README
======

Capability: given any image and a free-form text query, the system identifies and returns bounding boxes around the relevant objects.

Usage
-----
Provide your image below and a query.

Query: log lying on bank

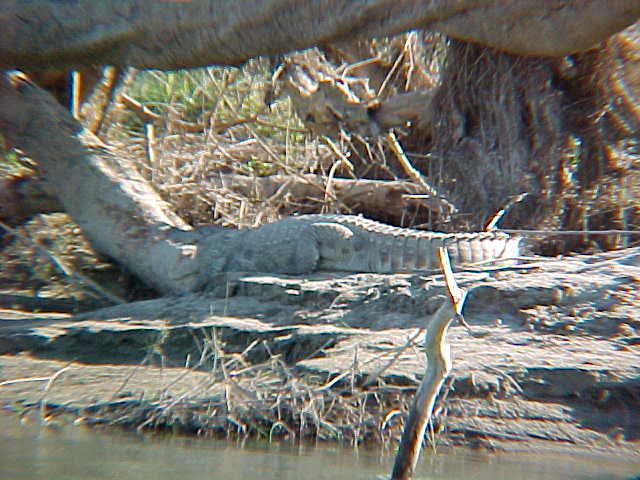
[0,73,198,294]
[0,168,440,230]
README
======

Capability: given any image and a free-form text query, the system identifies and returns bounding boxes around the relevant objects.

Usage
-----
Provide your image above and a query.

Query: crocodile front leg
[223,219,322,274]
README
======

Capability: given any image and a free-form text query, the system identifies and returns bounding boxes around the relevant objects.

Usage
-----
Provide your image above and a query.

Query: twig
[120,93,162,123]
[377,38,408,97]
[146,123,158,177]
[483,365,524,395]
[500,228,640,236]
[361,328,424,388]
[71,71,81,120]
[390,247,467,480]
[39,365,73,422]
[0,377,52,387]
[87,66,130,136]
[386,131,457,217]
[484,193,528,231]
[322,136,355,206]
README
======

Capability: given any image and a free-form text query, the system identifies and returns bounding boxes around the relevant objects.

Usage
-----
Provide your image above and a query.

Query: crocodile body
[201,214,520,275]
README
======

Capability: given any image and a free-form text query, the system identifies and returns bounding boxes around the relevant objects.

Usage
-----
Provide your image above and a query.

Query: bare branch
[391,247,467,480]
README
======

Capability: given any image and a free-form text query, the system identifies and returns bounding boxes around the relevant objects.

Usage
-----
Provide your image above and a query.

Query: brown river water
[0,415,638,480]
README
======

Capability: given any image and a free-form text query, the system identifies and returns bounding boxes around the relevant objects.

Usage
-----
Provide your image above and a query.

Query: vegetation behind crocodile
[197,214,520,277]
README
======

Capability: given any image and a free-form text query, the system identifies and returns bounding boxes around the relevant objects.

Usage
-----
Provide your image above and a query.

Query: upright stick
[390,248,467,480]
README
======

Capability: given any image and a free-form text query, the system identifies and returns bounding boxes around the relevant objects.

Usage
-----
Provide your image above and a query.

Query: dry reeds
[27,330,430,447]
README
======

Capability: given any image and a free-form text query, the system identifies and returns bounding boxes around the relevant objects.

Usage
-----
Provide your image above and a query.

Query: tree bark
[423,24,639,246]
[0,74,199,294]
[1,0,638,72]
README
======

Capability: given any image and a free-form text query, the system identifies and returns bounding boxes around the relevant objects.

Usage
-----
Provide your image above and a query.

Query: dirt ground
[0,216,640,462]
[1,216,639,460]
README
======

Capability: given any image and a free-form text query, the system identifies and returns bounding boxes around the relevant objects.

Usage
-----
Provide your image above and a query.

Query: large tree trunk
[423,24,640,252]
[0,74,199,294]
[424,41,567,230]
[2,0,638,72]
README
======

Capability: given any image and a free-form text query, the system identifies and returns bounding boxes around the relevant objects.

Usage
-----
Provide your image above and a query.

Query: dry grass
[95,60,331,228]
[17,330,427,447]
[81,34,449,230]
[0,209,163,315]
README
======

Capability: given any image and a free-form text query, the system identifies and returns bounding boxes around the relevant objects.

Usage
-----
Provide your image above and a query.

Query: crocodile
[197,214,520,276]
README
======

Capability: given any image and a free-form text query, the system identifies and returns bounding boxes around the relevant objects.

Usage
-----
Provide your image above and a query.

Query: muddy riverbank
[1,248,639,458]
